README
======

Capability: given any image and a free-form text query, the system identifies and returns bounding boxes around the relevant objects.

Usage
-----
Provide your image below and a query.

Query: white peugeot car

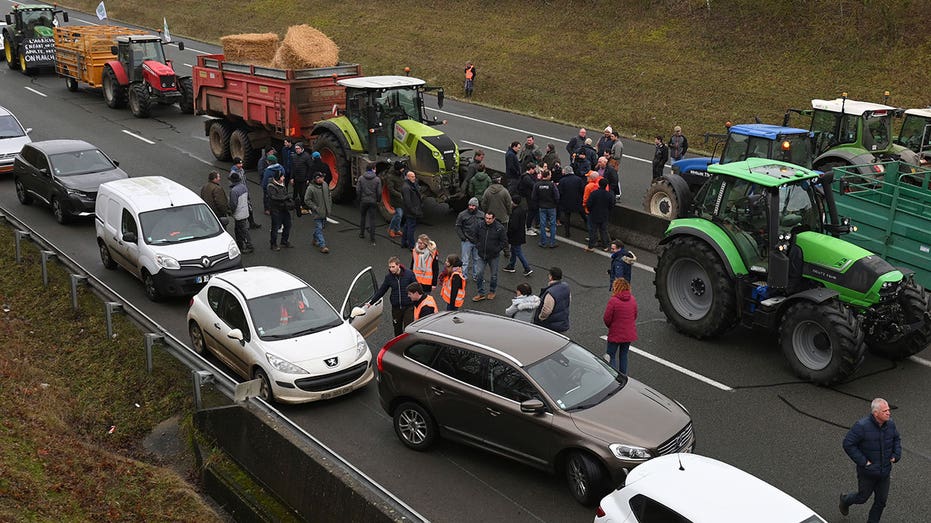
[595,453,826,523]
[186,266,384,404]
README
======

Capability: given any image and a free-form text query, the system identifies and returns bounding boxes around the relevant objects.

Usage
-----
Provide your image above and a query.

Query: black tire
[779,299,865,385]
[98,239,117,269]
[654,236,737,338]
[3,33,15,67]
[866,281,931,359]
[393,402,437,451]
[178,77,194,113]
[142,270,162,302]
[189,321,206,355]
[51,197,70,224]
[230,128,259,169]
[208,120,233,162]
[447,194,468,213]
[564,451,609,507]
[129,83,151,118]
[254,367,273,402]
[102,66,126,109]
[19,52,29,75]
[15,178,32,205]
[643,177,682,219]
[65,76,79,92]
[314,132,353,203]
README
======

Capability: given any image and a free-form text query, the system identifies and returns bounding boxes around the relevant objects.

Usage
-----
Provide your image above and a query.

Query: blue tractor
[643,123,813,219]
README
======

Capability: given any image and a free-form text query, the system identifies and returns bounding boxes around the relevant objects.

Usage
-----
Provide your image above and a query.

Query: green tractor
[894,108,931,165]
[2,4,67,74]
[310,76,460,214]
[654,158,931,385]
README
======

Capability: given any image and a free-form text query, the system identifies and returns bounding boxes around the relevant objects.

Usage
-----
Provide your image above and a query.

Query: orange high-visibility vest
[412,248,437,286]
[440,269,465,307]
[465,68,474,80]
[280,304,290,325]
[413,295,438,320]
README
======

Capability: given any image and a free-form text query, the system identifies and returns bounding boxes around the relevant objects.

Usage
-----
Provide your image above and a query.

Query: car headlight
[355,332,369,360]
[65,188,84,196]
[154,253,180,269]
[228,241,240,259]
[610,443,652,461]
[266,353,308,374]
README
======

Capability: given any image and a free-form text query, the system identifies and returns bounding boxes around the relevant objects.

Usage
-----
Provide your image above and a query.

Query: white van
[95,176,242,300]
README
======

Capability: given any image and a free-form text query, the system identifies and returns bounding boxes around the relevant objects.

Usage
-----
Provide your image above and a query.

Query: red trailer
[193,53,362,167]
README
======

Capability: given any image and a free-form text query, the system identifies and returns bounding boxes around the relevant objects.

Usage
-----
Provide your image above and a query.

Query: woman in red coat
[603,278,637,374]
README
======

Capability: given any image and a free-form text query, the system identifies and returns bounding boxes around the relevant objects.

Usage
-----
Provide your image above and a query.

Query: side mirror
[349,306,366,318]
[437,90,444,109]
[62,12,69,22]
[5,15,12,25]
[227,328,244,345]
[111,45,118,56]
[112,160,120,167]
[520,399,545,414]
[218,216,230,227]
[121,232,137,243]
[25,128,32,134]
[177,41,184,51]
[39,168,50,177]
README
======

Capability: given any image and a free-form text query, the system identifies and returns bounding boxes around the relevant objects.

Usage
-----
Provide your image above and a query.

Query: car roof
[25,139,99,154]
[405,310,569,366]
[728,124,810,139]
[338,76,426,89]
[707,158,820,187]
[622,454,822,523]
[811,98,896,116]
[904,108,931,119]
[215,266,308,298]
[100,176,203,209]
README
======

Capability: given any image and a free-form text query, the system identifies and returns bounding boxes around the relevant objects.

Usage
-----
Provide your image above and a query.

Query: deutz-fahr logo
[809,266,839,282]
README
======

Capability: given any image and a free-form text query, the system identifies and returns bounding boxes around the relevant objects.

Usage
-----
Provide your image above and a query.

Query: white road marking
[326,217,339,224]
[185,46,210,55]
[182,63,193,68]
[24,87,47,97]
[461,140,505,154]
[599,336,734,391]
[557,236,654,273]
[122,130,155,144]
[909,355,931,369]
[74,17,99,26]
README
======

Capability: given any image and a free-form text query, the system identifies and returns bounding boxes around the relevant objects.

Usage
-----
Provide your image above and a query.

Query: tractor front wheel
[5,35,19,70]
[643,177,683,219]
[315,132,352,203]
[654,236,737,338]
[103,66,127,109]
[129,83,151,118]
[178,77,194,113]
[65,76,79,92]
[866,281,931,359]
[779,299,865,385]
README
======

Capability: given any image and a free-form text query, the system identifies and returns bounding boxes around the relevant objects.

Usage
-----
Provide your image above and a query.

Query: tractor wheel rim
[792,320,832,371]
[667,257,712,320]
[5,44,12,63]
[319,148,339,190]
[381,185,395,214]
[650,193,671,216]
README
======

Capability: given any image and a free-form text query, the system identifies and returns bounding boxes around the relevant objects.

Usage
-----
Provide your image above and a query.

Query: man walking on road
[401,170,424,249]
[471,211,508,302]
[455,197,483,279]
[840,398,901,522]
[305,172,332,254]
[532,168,560,248]
[369,257,417,336]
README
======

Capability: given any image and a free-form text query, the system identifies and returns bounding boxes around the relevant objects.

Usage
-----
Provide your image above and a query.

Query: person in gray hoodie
[357,165,382,245]
[506,283,541,322]
[228,171,254,253]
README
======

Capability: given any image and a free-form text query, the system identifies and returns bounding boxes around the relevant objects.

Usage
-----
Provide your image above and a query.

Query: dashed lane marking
[24,87,47,97]
[122,130,155,144]
[461,140,504,154]
[599,336,734,391]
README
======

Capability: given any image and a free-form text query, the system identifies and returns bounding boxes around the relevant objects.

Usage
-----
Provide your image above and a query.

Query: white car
[595,453,826,523]
[0,105,31,173]
[186,266,384,404]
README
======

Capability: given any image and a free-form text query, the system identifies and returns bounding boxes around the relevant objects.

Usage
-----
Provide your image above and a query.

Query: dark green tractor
[3,4,67,74]
[654,158,930,385]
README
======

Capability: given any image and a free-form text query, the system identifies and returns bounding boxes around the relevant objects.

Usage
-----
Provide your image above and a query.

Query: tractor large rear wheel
[18,52,30,74]
[178,77,194,113]
[866,281,931,359]
[779,299,865,385]
[315,132,352,203]
[230,129,259,169]
[208,120,233,162]
[654,236,737,338]
[643,177,684,219]
[102,66,126,109]
[129,83,152,118]
[5,35,19,70]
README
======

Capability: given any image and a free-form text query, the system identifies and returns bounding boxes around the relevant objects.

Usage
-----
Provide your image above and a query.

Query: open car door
[340,266,382,338]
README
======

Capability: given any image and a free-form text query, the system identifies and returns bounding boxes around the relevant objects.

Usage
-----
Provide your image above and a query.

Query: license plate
[320,385,353,400]
[195,274,212,284]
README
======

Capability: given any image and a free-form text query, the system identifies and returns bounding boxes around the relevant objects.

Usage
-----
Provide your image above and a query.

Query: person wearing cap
[228,170,254,254]
[262,154,286,215]
[668,125,689,162]
[230,157,261,229]
[455,196,484,278]
[310,149,332,185]
[357,163,381,245]
[257,147,277,177]
[597,126,614,158]
[291,143,312,217]
[304,171,333,253]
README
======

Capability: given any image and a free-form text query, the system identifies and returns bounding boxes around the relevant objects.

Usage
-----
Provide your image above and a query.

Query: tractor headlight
[610,444,652,461]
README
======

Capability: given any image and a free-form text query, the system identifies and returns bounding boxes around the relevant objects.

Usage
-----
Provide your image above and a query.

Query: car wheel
[142,270,162,302]
[565,451,608,507]
[65,76,79,92]
[189,321,206,355]
[15,178,32,205]
[98,240,117,269]
[254,367,273,402]
[393,401,437,451]
[52,197,70,224]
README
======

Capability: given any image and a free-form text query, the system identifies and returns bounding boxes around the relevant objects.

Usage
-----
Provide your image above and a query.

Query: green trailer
[832,162,931,289]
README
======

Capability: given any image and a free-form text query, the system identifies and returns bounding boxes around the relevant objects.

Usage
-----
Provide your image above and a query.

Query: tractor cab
[111,35,170,82]
[5,5,64,37]
[807,98,899,157]
[719,124,813,167]
[894,108,931,163]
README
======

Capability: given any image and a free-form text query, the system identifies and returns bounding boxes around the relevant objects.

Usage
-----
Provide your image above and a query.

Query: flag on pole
[162,17,171,43]
[95,1,107,21]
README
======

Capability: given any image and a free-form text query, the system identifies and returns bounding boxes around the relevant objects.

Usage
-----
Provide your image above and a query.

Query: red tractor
[101,34,192,118]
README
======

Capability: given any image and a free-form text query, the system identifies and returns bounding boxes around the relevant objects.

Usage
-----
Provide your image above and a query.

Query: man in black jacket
[532,169,560,248]
[503,196,532,276]
[368,256,417,336]
[652,135,669,179]
[505,141,521,194]
[840,398,901,521]
[585,179,614,251]
[471,211,507,302]
[290,143,312,217]
[400,171,423,249]
[455,197,484,279]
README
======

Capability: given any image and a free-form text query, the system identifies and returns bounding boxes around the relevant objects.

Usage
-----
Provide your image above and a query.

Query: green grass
[0,225,221,522]
[57,0,931,148]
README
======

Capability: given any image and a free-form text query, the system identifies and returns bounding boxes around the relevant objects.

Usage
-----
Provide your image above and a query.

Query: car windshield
[0,116,26,139]
[248,286,343,340]
[139,204,223,245]
[48,149,115,176]
[525,342,625,411]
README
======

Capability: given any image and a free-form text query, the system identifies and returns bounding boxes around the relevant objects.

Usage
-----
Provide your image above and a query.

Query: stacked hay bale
[220,25,339,70]
[219,33,279,67]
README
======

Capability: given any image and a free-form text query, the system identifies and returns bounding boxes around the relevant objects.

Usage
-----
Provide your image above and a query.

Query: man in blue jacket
[840,398,901,522]
[368,256,417,336]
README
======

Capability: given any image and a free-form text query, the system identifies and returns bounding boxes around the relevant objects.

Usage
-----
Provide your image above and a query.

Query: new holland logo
[324,357,339,368]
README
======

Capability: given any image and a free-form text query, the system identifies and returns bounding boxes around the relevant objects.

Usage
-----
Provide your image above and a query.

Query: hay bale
[220,33,279,66]
[271,24,339,70]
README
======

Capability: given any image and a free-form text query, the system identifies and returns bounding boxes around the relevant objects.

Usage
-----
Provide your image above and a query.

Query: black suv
[14,139,127,224]
[376,310,694,506]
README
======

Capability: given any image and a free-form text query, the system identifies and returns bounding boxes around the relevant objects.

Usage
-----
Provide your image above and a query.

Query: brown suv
[376,310,694,506]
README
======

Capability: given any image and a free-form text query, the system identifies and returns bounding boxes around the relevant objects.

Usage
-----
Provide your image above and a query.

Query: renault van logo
[201,257,211,269]
[324,357,339,368]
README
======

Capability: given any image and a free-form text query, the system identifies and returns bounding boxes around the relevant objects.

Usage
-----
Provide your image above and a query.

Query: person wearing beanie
[228,169,254,253]
[597,126,614,157]
[262,154,286,215]
[230,157,261,229]
[257,147,277,176]
[309,149,333,185]
[290,143,312,217]
[455,196,484,279]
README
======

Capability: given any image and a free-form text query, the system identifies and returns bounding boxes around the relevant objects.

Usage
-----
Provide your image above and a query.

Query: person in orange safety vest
[439,254,466,311]
[411,234,439,293]
[408,283,437,320]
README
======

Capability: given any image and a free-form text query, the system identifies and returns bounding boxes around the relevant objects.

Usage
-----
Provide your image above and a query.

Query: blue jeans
[843,472,890,523]
[538,208,557,246]
[606,342,630,374]
[473,255,499,295]
[460,241,476,278]
[389,207,403,232]
[313,218,327,248]
[402,215,417,248]
[506,244,530,272]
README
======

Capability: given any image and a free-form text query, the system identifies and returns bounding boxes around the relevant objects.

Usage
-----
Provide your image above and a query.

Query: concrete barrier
[607,204,669,253]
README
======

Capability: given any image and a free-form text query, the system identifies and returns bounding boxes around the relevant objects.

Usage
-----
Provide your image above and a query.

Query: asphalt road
[1,8,929,522]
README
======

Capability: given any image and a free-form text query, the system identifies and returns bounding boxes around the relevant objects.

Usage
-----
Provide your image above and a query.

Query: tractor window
[839,115,858,145]
[896,116,931,153]
[863,114,891,151]
[20,10,51,26]
[746,137,772,159]
[131,41,165,64]
[772,134,814,168]
[777,181,822,236]
[721,133,749,163]
[693,175,726,218]
[376,89,417,123]
[811,110,840,153]
[718,179,769,270]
